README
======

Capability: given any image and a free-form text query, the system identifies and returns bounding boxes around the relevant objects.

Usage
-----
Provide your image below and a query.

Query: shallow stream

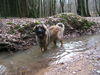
[0,34,100,75]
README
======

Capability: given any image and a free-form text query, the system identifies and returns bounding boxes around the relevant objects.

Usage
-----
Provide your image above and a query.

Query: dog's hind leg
[58,37,63,47]
[60,39,63,47]
[53,40,57,46]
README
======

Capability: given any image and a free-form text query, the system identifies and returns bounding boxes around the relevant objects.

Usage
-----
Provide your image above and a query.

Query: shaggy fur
[33,24,49,52]
[48,23,65,47]
[33,23,65,52]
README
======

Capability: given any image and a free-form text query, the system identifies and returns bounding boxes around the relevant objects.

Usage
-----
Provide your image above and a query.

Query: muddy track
[0,17,100,75]
[34,34,100,75]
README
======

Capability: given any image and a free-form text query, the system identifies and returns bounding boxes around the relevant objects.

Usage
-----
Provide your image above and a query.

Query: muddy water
[0,34,100,75]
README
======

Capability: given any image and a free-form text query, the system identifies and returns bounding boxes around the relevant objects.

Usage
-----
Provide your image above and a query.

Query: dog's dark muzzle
[36,29,44,34]
[36,30,45,38]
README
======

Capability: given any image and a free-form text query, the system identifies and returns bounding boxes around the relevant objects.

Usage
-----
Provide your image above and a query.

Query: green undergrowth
[7,13,95,35]
[56,13,95,30]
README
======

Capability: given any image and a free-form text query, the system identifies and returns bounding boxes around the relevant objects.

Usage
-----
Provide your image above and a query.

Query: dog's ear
[42,24,47,29]
[46,24,50,28]
[33,25,37,32]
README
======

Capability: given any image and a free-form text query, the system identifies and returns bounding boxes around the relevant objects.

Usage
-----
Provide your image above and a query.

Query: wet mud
[0,34,100,75]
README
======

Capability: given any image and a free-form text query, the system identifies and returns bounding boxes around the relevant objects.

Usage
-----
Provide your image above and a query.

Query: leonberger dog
[33,23,65,52]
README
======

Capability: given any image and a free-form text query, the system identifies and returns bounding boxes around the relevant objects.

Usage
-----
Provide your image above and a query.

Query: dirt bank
[0,13,100,51]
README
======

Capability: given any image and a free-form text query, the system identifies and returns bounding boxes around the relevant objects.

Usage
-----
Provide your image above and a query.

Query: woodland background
[0,0,100,18]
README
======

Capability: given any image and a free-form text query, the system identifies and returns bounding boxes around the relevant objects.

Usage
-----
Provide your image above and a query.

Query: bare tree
[0,0,99,17]
[94,0,100,16]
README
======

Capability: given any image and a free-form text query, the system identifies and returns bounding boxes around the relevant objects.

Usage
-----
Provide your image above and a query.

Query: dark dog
[33,24,50,52]
[33,23,65,52]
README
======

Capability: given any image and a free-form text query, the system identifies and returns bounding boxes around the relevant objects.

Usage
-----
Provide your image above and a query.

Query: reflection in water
[0,65,6,75]
[0,34,100,75]
[52,41,87,64]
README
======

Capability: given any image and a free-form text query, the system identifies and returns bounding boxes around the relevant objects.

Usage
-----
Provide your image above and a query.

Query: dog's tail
[56,23,65,31]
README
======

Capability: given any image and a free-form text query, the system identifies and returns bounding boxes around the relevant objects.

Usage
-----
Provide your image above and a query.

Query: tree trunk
[60,0,65,13]
[77,0,87,16]
[95,0,100,16]
[85,0,91,16]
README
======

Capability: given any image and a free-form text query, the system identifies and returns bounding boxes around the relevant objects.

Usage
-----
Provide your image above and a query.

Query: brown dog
[49,23,65,47]
[33,23,65,52]
[33,24,50,52]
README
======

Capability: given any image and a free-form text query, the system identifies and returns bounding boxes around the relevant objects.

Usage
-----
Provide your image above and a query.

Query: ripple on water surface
[0,34,100,74]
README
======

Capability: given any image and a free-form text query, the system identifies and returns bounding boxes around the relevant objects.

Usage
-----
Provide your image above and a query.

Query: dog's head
[33,24,47,39]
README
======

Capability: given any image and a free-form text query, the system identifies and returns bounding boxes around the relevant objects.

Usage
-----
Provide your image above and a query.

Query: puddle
[0,34,100,75]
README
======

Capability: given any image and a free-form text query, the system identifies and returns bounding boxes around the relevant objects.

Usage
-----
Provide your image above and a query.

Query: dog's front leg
[41,47,44,52]
[42,45,47,52]
[40,47,47,52]
[44,46,47,51]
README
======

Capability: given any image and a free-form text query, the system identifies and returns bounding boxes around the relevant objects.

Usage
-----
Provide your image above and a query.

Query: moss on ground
[10,13,95,35]
[56,13,95,30]
[0,13,98,51]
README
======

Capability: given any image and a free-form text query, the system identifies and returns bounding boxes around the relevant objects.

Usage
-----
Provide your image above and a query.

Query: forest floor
[0,17,100,75]
[0,16,100,51]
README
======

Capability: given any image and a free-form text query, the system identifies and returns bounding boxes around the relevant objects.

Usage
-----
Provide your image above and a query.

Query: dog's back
[49,23,65,36]
[48,23,65,46]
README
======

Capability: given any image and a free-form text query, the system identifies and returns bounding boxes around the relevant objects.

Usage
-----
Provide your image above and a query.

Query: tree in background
[60,0,65,13]
[0,0,99,17]
[85,0,91,16]
[77,0,90,16]
[94,0,100,16]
